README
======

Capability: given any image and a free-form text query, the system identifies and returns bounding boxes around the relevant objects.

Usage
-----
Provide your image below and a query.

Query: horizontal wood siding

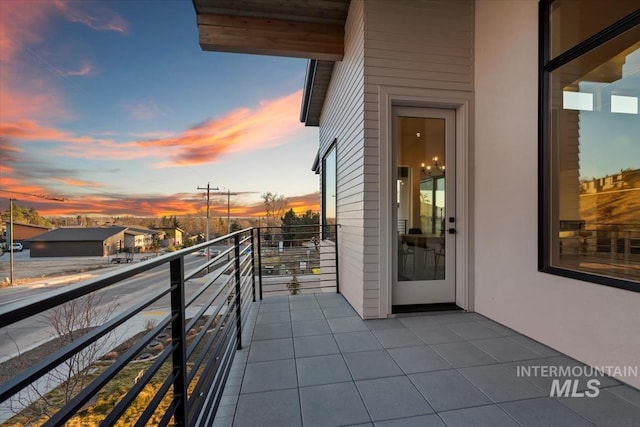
[318,0,366,315]
[317,0,473,317]
[361,0,474,317]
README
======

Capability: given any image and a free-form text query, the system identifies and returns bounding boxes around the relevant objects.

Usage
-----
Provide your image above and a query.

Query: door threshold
[392,302,461,314]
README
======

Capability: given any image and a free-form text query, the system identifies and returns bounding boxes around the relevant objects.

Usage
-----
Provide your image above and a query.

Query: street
[0,246,232,363]
[0,246,234,423]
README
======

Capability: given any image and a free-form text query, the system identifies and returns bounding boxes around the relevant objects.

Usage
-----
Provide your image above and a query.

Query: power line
[0,189,68,202]
[196,183,219,241]
[211,189,239,234]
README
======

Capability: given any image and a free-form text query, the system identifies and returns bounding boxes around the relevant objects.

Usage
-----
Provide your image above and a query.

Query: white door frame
[379,86,473,317]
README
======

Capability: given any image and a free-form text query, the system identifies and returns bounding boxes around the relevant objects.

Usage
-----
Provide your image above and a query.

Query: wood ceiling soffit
[198,14,344,60]
[193,0,350,25]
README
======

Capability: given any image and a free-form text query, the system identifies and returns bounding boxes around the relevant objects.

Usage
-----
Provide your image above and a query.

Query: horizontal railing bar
[185,270,234,313]
[186,293,234,366]
[0,286,172,401]
[187,310,233,386]
[184,279,231,332]
[188,320,236,415]
[185,284,235,350]
[157,389,177,427]
[261,279,337,284]
[132,371,177,427]
[0,231,251,327]
[44,313,178,426]
[191,330,237,426]
[2,225,338,424]
[100,342,174,426]
[192,333,237,427]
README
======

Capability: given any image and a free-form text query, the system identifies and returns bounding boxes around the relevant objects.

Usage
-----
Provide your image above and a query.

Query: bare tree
[262,192,288,227]
[6,292,119,422]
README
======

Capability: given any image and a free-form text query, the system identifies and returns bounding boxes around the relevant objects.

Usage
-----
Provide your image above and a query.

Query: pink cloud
[138,91,306,168]
[1,120,105,144]
[53,0,129,34]
[59,62,93,77]
[0,1,124,123]
[123,101,167,121]
[51,177,103,188]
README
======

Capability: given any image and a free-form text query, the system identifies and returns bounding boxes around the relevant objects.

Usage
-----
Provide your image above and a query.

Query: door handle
[447,228,457,234]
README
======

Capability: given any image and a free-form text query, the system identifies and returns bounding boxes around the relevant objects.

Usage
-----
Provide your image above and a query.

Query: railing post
[257,227,263,300]
[251,229,256,302]
[234,234,242,350]
[170,257,188,426]
[334,224,340,294]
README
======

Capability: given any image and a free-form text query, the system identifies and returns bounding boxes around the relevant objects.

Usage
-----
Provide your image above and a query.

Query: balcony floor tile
[293,334,340,357]
[438,404,521,427]
[499,397,596,427]
[387,345,451,374]
[241,359,297,394]
[297,354,352,387]
[299,382,371,427]
[343,349,404,380]
[247,337,294,362]
[409,369,492,412]
[210,293,638,427]
[234,388,302,427]
[355,375,434,421]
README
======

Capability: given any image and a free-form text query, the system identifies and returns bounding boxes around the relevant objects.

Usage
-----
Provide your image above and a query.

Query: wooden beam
[197,14,344,61]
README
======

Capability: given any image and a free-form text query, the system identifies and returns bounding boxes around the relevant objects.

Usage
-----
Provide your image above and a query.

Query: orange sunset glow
[0,1,320,219]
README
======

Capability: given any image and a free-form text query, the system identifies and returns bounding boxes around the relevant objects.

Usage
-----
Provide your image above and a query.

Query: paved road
[0,247,236,423]
[0,246,233,362]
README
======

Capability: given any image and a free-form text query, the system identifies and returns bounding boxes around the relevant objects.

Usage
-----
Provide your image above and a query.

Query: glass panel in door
[393,107,455,305]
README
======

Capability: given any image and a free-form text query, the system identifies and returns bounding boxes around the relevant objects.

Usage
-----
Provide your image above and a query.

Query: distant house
[122,226,161,252]
[4,222,51,249]
[28,227,127,257]
[153,227,184,247]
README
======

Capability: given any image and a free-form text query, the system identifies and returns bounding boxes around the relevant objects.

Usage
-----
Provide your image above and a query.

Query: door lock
[448,228,457,234]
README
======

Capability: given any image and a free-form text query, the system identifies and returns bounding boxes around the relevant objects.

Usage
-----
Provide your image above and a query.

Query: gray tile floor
[212,293,640,427]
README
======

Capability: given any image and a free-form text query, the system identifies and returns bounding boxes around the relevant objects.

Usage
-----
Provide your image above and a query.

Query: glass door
[393,107,456,305]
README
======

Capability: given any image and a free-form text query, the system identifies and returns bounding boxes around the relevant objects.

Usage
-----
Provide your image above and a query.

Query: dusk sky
[0,0,320,218]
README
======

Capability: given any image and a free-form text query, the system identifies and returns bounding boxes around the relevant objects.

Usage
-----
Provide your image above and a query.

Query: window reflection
[550,29,640,281]
[322,145,336,241]
[550,0,639,58]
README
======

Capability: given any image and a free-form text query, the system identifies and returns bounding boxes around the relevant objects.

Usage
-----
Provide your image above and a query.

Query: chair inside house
[398,228,421,277]
[433,240,445,279]
[408,228,437,270]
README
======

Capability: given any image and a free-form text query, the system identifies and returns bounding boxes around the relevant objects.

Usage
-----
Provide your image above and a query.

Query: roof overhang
[193,0,348,61]
[300,59,335,126]
[193,1,349,127]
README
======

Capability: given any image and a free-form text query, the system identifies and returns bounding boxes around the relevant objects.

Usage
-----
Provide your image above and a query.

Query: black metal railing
[0,224,339,426]
[255,224,339,297]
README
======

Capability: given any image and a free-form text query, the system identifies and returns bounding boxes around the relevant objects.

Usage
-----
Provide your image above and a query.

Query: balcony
[217,294,640,427]
[1,226,639,426]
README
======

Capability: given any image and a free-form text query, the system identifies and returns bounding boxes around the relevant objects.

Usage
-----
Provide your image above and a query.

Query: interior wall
[474,0,640,388]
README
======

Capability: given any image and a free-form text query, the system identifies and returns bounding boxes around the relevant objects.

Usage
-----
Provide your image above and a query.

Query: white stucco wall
[474,0,640,388]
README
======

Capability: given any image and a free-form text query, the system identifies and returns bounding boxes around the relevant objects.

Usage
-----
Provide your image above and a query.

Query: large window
[322,143,337,241]
[540,1,640,291]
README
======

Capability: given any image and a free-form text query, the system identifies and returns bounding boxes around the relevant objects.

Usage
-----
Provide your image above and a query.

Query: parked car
[196,248,220,257]
[11,242,23,252]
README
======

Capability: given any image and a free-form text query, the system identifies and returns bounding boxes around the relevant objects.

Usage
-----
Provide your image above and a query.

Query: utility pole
[197,183,219,241]
[212,189,239,234]
[9,199,14,286]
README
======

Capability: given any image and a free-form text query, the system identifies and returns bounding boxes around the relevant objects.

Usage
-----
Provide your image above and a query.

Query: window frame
[538,1,640,292]
[322,140,337,241]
